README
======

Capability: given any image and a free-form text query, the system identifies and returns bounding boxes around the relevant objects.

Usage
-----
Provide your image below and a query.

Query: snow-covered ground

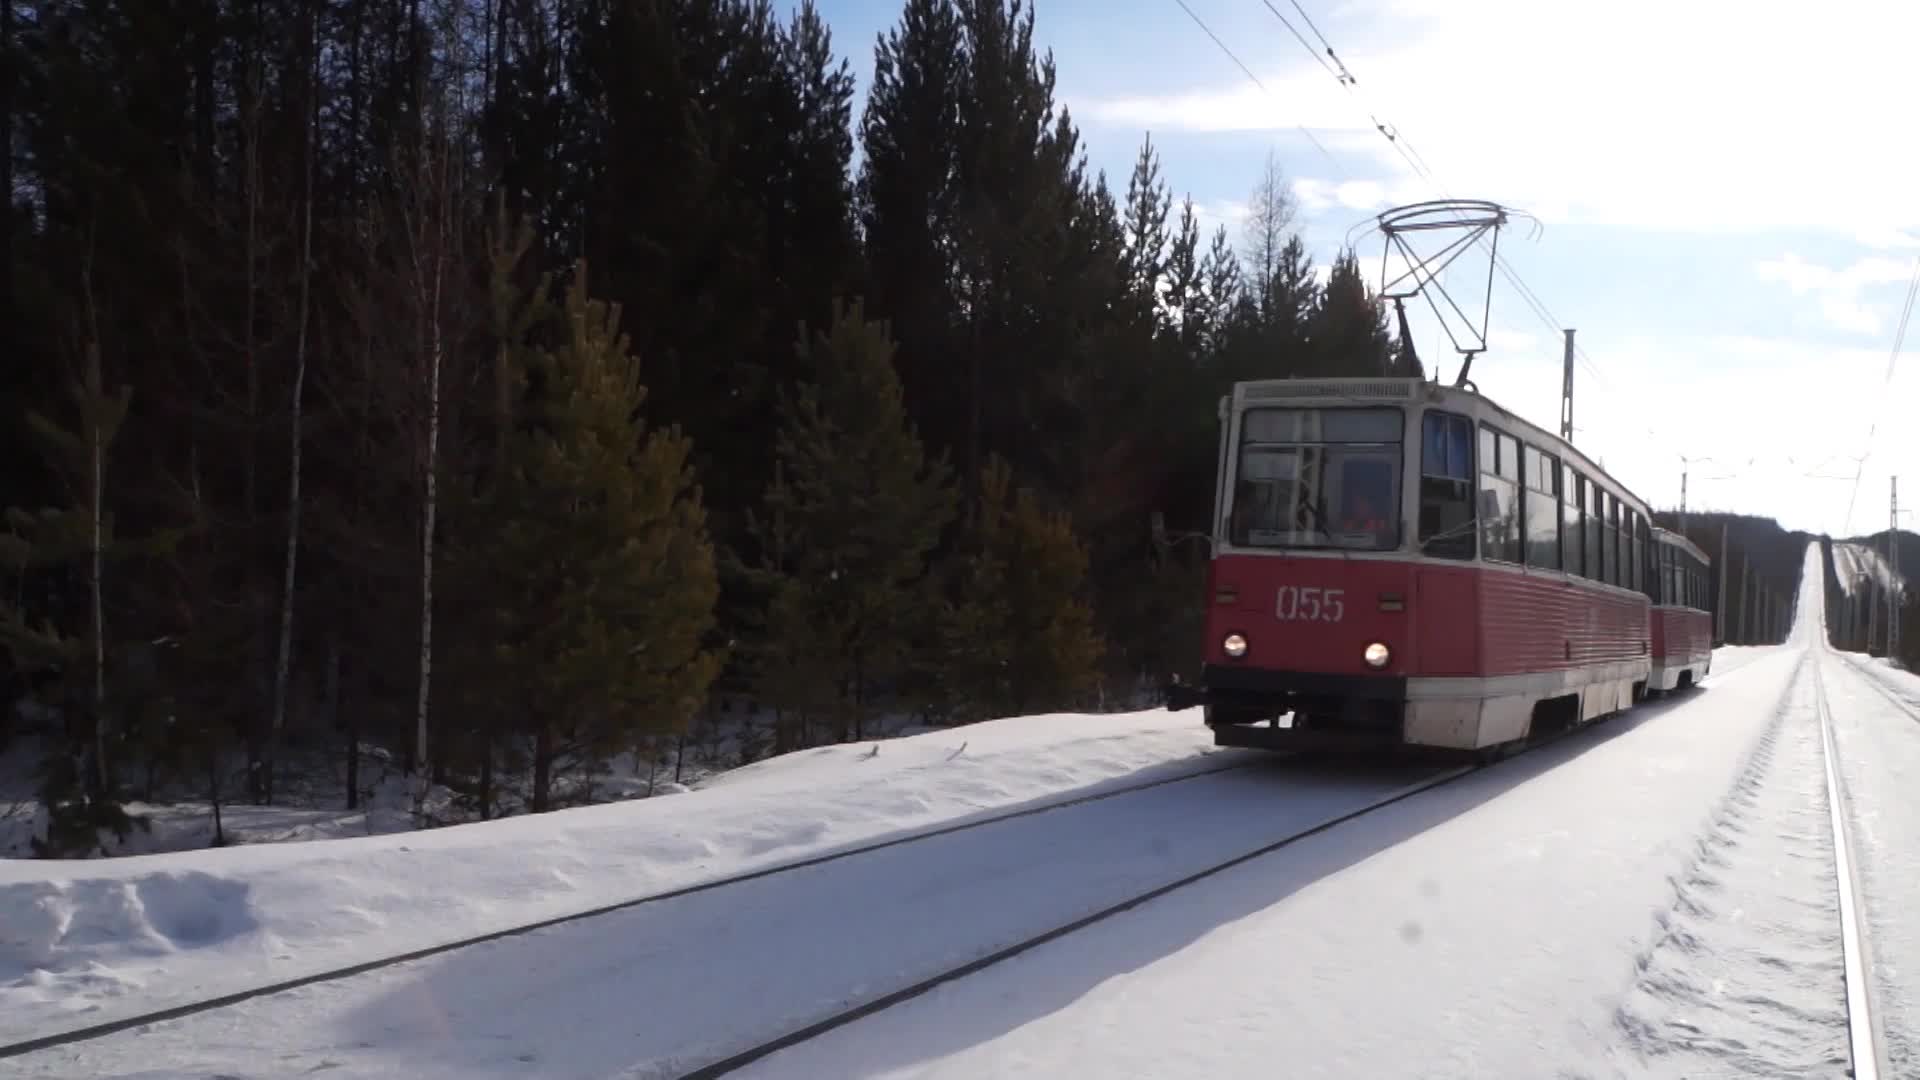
[1,710,1247,1047]
[14,544,1914,1079]
[1822,646,1920,1074]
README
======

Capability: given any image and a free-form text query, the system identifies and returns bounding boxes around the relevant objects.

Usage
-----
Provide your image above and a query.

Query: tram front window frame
[1227,406,1405,552]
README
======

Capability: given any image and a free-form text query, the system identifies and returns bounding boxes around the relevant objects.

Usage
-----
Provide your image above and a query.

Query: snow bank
[0,707,1229,1043]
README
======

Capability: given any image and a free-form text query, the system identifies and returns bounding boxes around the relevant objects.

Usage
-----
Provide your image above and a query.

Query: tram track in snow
[1830,650,1920,725]
[0,751,1267,1062]
[1814,655,1892,1080]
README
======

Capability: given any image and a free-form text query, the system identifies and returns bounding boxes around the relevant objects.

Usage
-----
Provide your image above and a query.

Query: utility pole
[1680,466,1688,534]
[1892,477,1901,659]
[1716,524,1729,644]
[1560,329,1576,443]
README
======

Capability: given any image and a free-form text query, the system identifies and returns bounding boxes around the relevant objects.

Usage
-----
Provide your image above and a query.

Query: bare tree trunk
[477,739,493,819]
[531,725,552,812]
[208,745,225,847]
[326,639,350,809]
[79,235,110,794]
[410,20,455,818]
[241,57,267,803]
[270,7,320,806]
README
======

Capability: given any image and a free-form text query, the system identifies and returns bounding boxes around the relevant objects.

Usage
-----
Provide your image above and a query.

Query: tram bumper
[1176,664,1413,750]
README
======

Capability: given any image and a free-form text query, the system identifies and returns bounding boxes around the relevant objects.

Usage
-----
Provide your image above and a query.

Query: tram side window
[1523,445,1560,569]
[1633,513,1647,595]
[1612,499,1628,584]
[1627,512,1641,594]
[1669,550,1683,607]
[1418,411,1476,560]
[1562,466,1585,578]
[1585,480,1605,584]
[1478,425,1523,563]
[1589,488,1605,584]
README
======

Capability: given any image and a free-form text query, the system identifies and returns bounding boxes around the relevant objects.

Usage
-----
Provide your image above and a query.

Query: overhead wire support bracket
[1358,199,1520,391]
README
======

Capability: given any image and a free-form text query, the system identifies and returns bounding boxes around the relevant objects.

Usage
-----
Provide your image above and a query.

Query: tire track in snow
[1581,656,1850,1079]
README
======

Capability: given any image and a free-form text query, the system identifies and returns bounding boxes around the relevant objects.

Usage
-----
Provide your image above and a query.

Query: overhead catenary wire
[1170,0,1342,170]
[1242,0,1687,459]
[1171,0,1656,459]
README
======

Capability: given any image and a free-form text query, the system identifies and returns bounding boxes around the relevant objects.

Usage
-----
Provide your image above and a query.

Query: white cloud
[1188,198,1250,237]
[1086,0,1920,234]
[1754,253,1918,336]
[1855,228,1920,250]
[1291,177,1430,216]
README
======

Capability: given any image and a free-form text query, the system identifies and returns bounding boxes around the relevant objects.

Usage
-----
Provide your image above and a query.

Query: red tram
[1164,376,1705,756]
[1648,527,1713,693]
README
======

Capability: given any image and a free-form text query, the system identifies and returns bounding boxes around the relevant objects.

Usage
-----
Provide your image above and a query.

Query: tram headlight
[1222,633,1249,659]
[1363,642,1392,669]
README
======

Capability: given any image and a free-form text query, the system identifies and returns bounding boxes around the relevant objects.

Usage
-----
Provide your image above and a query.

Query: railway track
[1814,655,1891,1080]
[673,759,1481,1079]
[0,751,1264,1061]
[1832,650,1920,722]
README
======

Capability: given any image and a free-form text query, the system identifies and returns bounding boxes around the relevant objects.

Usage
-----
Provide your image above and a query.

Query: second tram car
[1165,376,1706,756]
[1648,527,1713,693]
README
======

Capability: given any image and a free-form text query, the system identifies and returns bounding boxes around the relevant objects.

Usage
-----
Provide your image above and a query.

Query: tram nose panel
[1207,558,1414,675]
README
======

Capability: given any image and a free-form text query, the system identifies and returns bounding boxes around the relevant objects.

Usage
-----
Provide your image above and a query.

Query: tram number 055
[1275,586,1344,622]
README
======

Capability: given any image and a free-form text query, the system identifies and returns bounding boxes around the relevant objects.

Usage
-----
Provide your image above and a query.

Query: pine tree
[942,456,1103,721]
[1119,134,1171,324]
[0,337,169,853]
[1165,195,1205,355]
[745,299,956,744]
[1307,249,1396,377]
[449,260,722,813]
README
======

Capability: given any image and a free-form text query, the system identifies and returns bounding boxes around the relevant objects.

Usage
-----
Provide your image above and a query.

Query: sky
[803,0,1919,538]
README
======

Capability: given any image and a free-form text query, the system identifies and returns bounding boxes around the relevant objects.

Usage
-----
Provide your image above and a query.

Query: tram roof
[1649,526,1713,565]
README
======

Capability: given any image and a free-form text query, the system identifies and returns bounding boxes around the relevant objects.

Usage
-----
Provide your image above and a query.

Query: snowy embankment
[1834,540,1904,597]
[1,709,1235,1045]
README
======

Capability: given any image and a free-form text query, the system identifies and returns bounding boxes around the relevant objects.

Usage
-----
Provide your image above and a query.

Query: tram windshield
[1227,406,1403,550]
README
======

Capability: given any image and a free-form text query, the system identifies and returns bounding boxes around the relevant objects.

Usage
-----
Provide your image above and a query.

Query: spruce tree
[450,260,721,813]
[746,299,956,744]
[0,342,166,854]
[942,456,1103,721]
[1307,249,1396,377]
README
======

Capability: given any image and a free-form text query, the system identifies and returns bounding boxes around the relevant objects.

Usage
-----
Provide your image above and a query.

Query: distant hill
[1821,527,1917,662]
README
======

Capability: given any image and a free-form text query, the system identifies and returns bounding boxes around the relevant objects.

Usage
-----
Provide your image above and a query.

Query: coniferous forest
[0,0,1414,850]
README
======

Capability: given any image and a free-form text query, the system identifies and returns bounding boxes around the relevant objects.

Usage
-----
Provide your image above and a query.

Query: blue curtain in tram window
[1340,458,1395,529]
[1422,413,1473,480]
